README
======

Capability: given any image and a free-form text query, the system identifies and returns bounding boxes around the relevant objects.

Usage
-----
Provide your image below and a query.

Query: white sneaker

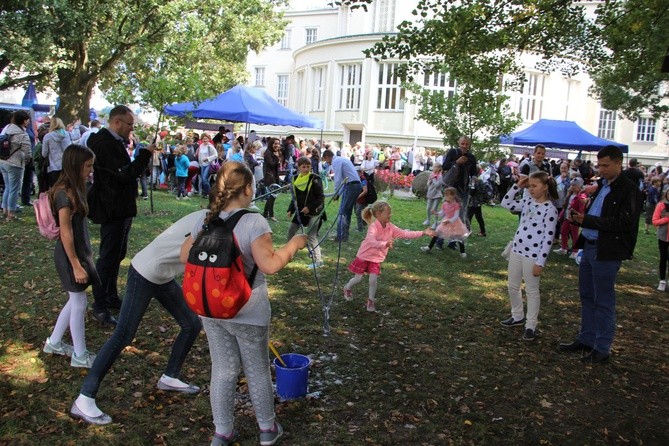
[569,252,577,260]
[554,248,568,255]
[71,350,96,368]
[460,252,467,258]
[43,337,74,357]
[420,246,431,252]
[658,280,667,292]
[422,219,430,225]
[366,299,376,312]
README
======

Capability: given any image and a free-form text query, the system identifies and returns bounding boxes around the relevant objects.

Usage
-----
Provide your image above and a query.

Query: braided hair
[205,161,254,225]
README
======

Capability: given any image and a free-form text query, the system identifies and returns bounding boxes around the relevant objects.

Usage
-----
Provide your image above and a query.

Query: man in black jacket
[87,105,155,326]
[559,145,642,363]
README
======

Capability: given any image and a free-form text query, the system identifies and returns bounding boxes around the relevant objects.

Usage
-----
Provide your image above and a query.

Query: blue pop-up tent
[163,85,323,128]
[501,119,628,153]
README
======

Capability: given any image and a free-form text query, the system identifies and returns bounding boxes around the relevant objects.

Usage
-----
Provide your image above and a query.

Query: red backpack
[182,210,258,319]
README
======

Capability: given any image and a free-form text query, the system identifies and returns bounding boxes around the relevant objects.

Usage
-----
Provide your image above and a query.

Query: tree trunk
[54,68,98,125]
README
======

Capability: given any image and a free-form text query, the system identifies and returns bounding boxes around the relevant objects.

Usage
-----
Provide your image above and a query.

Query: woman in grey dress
[42,145,100,368]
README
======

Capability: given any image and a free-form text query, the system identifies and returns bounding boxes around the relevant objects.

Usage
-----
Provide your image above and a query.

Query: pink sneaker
[366,299,376,312]
[343,288,353,301]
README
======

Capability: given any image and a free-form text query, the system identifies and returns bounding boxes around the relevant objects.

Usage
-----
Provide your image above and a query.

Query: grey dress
[53,190,100,292]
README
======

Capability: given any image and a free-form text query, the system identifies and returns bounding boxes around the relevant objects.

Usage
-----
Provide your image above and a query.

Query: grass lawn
[0,188,667,446]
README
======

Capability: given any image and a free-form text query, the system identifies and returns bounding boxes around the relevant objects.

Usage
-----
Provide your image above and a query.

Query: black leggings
[659,239,669,280]
[467,206,486,235]
[429,236,465,253]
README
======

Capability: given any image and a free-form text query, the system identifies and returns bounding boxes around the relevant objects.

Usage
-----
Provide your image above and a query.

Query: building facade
[246,0,668,164]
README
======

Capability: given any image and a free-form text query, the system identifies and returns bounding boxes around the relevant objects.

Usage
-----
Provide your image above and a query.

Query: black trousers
[92,217,133,312]
[467,206,486,235]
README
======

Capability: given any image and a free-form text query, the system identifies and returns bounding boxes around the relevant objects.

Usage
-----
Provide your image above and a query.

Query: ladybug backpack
[183,210,258,319]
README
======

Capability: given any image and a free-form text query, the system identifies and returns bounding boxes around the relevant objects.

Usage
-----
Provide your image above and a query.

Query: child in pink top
[421,187,469,257]
[555,177,588,257]
[343,201,434,312]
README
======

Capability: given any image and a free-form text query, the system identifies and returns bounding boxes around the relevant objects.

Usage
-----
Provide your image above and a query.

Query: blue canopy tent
[501,119,628,153]
[21,82,51,113]
[163,85,323,128]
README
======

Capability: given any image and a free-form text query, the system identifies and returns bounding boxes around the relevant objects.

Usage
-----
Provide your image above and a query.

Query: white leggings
[345,273,379,301]
[49,291,88,356]
[507,252,541,330]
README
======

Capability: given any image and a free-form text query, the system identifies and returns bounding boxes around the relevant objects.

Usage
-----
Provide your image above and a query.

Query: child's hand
[532,265,543,277]
[73,265,88,284]
[286,211,293,219]
[386,240,394,249]
[423,228,436,237]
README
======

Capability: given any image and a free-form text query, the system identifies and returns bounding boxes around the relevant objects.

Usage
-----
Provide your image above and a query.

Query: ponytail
[205,161,254,225]
[362,200,390,225]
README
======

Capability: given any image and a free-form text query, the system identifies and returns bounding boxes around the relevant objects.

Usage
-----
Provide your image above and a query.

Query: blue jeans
[0,162,24,213]
[337,181,362,240]
[578,243,621,354]
[92,217,133,312]
[199,164,210,196]
[81,265,202,397]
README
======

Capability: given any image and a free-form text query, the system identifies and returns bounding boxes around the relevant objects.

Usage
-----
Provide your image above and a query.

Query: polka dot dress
[501,185,558,267]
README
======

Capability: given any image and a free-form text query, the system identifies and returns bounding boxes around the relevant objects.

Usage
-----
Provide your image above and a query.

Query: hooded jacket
[0,123,31,168]
[42,129,73,172]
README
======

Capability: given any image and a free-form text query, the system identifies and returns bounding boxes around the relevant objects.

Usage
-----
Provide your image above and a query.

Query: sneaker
[569,252,578,260]
[366,299,376,312]
[175,196,181,200]
[523,328,538,341]
[343,288,353,301]
[71,350,96,368]
[211,430,240,446]
[420,246,431,252]
[435,244,443,250]
[259,422,283,446]
[43,337,74,357]
[500,316,526,327]
[307,261,324,269]
[658,280,667,292]
[142,196,148,200]
[422,219,430,225]
[182,195,191,200]
[554,248,568,255]
[460,252,467,258]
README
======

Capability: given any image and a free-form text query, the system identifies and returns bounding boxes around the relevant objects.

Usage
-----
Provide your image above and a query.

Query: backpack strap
[218,209,259,287]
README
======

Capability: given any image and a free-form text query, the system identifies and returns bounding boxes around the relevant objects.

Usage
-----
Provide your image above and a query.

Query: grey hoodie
[42,129,73,172]
[0,123,31,168]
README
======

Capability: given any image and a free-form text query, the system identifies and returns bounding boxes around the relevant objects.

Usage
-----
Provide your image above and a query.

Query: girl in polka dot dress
[499,171,559,341]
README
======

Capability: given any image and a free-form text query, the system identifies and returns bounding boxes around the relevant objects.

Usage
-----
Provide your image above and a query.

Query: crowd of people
[0,107,658,444]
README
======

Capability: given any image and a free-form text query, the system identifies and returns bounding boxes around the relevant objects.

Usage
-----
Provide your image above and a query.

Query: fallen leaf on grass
[539,399,553,408]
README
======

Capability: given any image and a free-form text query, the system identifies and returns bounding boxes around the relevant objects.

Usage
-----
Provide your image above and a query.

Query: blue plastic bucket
[273,353,310,400]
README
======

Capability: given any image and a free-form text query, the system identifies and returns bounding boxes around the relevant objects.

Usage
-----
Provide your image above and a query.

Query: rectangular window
[423,70,456,99]
[254,67,265,87]
[305,28,318,45]
[376,63,405,110]
[597,109,616,140]
[277,75,289,106]
[518,73,545,121]
[338,63,362,110]
[636,117,657,142]
[280,30,292,50]
[312,67,325,111]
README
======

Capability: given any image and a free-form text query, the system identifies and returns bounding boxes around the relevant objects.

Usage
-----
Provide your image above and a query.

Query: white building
[246,0,669,164]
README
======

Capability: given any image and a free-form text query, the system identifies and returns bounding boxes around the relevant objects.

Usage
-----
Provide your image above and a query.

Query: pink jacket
[355,219,424,263]
[652,201,669,240]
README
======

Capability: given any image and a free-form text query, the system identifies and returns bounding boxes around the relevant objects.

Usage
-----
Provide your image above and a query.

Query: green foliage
[363,1,586,154]
[588,0,669,120]
[0,0,286,122]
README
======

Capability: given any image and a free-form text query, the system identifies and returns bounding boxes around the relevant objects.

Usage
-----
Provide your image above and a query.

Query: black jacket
[576,174,642,260]
[87,128,152,224]
[287,173,326,226]
[443,148,478,193]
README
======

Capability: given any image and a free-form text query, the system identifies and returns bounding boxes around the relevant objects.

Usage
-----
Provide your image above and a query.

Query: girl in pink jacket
[342,201,434,312]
